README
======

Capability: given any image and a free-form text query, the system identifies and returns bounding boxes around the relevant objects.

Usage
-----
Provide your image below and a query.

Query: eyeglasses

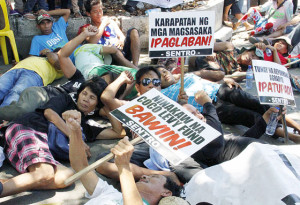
[141,78,161,87]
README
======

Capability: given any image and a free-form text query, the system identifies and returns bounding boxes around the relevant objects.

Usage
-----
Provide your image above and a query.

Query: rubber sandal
[290,75,300,92]
[23,13,36,20]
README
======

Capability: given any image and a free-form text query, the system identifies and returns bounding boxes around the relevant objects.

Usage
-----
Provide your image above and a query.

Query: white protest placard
[110,89,221,165]
[252,60,296,106]
[148,11,215,58]
[137,0,183,8]
[185,143,300,205]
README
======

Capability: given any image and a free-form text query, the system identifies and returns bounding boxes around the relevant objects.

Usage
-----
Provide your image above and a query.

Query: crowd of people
[0,0,300,204]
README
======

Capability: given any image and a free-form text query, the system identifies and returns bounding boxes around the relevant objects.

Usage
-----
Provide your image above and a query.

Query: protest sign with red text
[252,60,296,106]
[110,89,221,165]
[148,11,215,58]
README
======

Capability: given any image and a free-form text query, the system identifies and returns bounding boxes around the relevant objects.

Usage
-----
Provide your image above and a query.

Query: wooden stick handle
[64,136,143,186]
[180,57,184,91]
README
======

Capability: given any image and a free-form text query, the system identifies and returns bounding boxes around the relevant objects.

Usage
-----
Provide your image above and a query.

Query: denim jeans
[288,23,300,48]
[24,0,48,13]
[0,68,43,107]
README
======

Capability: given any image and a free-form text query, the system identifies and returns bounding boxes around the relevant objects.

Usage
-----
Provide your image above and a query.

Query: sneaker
[23,13,36,20]
[9,9,21,16]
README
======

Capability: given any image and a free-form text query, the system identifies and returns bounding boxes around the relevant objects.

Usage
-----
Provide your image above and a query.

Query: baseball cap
[36,14,54,24]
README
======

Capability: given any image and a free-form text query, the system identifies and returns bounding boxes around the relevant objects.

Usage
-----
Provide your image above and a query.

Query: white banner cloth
[184,143,300,205]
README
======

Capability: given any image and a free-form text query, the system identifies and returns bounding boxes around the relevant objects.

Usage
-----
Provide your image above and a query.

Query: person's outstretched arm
[58,26,99,78]
[101,71,134,111]
[112,137,143,205]
[65,110,99,195]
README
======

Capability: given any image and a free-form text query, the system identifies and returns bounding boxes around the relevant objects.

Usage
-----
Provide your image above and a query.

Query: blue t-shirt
[161,73,221,112]
[29,17,76,62]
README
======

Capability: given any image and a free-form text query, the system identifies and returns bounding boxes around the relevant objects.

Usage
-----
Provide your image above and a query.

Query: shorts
[5,123,59,173]
[122,28,139,62]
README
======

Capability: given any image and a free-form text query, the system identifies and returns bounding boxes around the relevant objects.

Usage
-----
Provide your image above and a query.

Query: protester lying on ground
[98,68,181,182]
[140,92,287,184]
[0,49,63,107]
[256,13,300,40]
[70,26,139,99]
[189,40,285,82]
[233,0,293,36]
[250,20,300,67]
[223,0,253,30]
[29,9,77,62]
[78,0,140,66]
[96,79,281,185]
[67,113,182,205]
[158,66,300,143]
[0,27,129,135]
[0,74,127,198]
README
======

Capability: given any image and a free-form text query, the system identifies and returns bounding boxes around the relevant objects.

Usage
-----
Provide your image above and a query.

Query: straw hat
[158,196,190,205]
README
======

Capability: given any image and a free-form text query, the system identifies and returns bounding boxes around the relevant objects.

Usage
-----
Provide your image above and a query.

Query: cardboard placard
[110,89,221,165]
[252,60,296,106]
[148,11,215,58]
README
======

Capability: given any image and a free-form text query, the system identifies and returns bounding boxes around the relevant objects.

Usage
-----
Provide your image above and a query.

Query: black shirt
[44,69,85,98]
[13,93,104,142]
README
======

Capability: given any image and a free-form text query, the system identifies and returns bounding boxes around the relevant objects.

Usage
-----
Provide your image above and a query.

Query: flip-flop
[23,13,36,20]
[290,74,300,92]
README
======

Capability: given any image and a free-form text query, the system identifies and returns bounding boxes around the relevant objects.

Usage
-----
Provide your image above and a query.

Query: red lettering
[125,105,144,114]
[163,134,186,146]
[173,141,192,150]
[159,131,175,138]
[133,112,153,122]
[154,38,162,47]
[169,37,175,47]
[202,36,209,45]
[267,82,273,92]
[161,38,168,47]
[194,36,201,46]
[181,37,188,47]
[188,37,195,46]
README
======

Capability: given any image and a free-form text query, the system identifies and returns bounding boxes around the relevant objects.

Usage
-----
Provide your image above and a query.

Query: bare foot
[245,24,254,31]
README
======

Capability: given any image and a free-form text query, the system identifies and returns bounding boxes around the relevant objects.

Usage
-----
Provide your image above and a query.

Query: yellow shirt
[10,56,63,85]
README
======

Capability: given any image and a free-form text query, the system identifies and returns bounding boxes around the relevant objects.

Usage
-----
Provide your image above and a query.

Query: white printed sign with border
[148,11,215,58]
[252,60,296,106]
[110,89,221,165]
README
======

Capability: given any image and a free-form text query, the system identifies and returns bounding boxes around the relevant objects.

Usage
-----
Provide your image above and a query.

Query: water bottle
[265,107,280,136]
[246,65,253,89]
